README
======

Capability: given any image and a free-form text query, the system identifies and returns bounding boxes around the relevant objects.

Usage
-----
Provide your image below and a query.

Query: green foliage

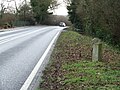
[0,3,6,19]
[43,15,71,26]
[67,1,83,31]
[0,3,35,28]
[40,31,120,90]
[0,0,58,28]
[62,61,120,90]
[67,0,120,49]
[18,4,35,25]
[30,0,57,23]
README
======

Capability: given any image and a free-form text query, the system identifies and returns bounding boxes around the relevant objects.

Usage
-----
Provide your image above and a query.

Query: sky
[0,0,68,15]
[54,0,68,15]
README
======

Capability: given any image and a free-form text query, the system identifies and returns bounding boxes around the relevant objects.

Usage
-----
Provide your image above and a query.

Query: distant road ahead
[0,26,64,90]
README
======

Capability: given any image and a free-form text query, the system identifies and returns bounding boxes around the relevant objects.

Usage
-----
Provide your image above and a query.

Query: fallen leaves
[40,31,120,90]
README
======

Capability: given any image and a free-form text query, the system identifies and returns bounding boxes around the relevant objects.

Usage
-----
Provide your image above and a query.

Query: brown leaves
[40,31,120,90]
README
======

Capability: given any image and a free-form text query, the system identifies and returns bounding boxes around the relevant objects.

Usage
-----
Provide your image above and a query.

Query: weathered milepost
[92,38,102,61]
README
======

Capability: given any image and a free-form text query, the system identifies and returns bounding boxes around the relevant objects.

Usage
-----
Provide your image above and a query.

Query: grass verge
[39,30,120,90]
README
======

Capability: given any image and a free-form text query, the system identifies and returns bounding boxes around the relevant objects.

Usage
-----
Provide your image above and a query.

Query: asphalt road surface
[0,26,63,90]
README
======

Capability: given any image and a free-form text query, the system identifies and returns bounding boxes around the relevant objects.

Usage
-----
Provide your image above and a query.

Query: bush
[67,0,120,49]
[43,15,71,26]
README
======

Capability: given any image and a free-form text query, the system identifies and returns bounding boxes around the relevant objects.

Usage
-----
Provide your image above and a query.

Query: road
[0,26,63,90]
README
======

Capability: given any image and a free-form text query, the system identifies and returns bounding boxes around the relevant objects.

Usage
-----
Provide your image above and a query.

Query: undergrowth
[39,31,120,90]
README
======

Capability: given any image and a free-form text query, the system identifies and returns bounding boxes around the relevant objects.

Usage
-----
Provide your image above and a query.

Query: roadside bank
[39,30,120,90]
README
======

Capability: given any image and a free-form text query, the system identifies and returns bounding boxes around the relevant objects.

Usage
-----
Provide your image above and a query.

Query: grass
[62,61,120,90]
[39,30,120,90]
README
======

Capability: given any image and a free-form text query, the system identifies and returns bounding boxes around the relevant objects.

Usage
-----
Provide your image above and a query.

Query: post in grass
[92,38,102,62]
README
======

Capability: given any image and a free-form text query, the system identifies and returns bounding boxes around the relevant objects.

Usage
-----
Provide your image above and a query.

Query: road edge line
[20,30,61,90]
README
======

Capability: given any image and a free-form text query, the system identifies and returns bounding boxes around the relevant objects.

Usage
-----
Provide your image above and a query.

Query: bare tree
[0,2,6,18]
[63,0,71,5]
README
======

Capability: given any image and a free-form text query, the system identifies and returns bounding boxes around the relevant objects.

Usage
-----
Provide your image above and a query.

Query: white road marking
[20,29,61,90]
[0,31,32,40]
[0,27,49,45]
[0,27,31,35]
[0,26,48,36]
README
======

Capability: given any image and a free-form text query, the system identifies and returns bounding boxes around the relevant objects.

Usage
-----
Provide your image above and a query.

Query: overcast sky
[0,0,68,15]
[54,0,68,15]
